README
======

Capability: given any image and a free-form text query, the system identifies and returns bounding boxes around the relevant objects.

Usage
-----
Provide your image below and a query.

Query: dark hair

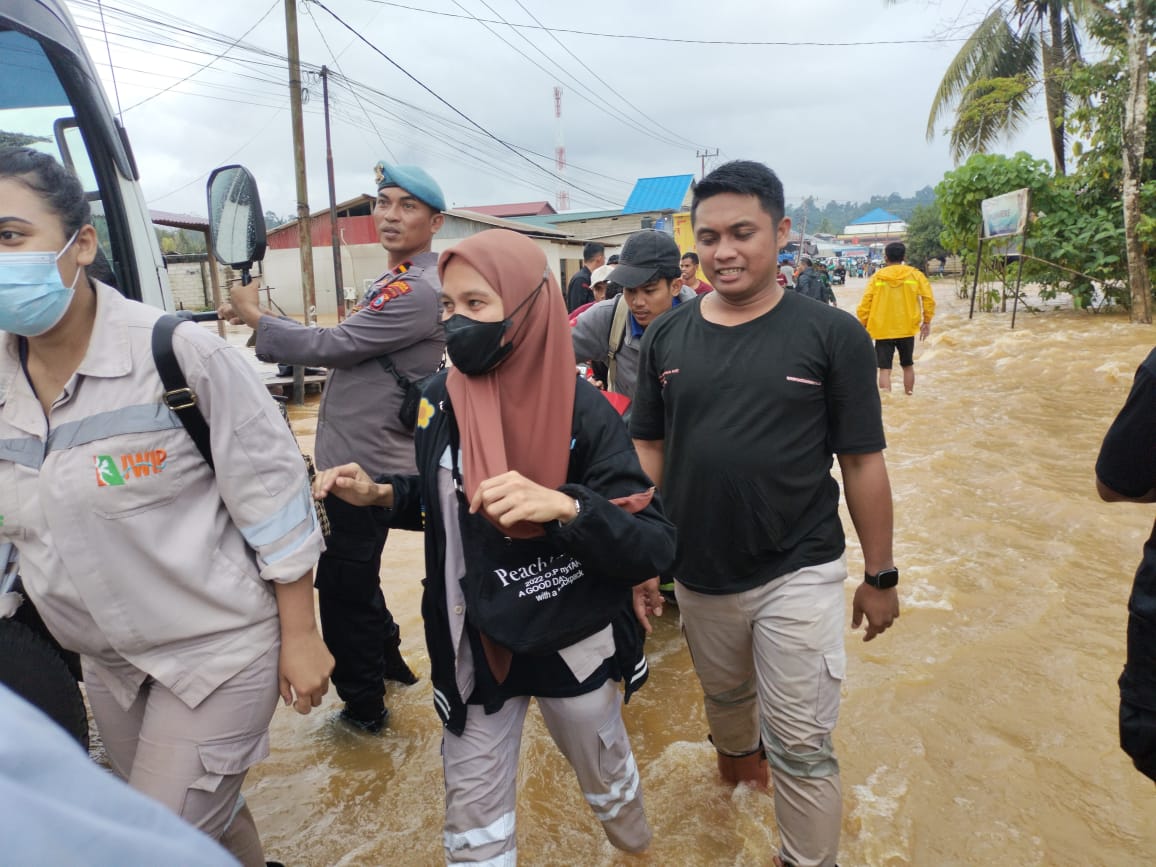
[583,242,605,263]
[691,160,784,226]
[607,254,619,265]
[681,251,699,265]
[800,256,812,266]
[0,147,92,236]
[604,281,622,299]
[885,242,905,263]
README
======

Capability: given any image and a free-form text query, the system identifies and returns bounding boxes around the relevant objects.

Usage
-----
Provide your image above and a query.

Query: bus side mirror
[206,165,267,286]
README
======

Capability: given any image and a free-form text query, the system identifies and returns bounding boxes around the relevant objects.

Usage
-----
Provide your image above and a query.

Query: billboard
[980,188,1030,239]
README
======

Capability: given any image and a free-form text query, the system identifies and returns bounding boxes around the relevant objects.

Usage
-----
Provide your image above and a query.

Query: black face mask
[443,275,545,375]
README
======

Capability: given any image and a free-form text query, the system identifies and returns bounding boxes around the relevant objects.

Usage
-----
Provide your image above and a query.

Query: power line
[306,0,620,206]
[359,1,969,47]
[120,0,280,111]
[509,0,704,150]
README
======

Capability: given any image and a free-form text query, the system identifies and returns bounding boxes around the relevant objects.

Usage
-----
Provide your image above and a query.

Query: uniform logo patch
[95,449,168,487]
[368,280,413,311]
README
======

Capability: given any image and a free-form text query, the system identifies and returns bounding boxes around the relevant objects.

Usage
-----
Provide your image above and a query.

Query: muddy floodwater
[250,278,1156,865]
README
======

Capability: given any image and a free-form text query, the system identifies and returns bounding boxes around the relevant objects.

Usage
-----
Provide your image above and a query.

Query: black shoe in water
[384,624,419,685]
[338,703,389,734]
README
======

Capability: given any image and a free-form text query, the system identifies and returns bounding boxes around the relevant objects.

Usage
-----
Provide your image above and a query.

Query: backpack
[151,315,329,534]
[605,296,631,395]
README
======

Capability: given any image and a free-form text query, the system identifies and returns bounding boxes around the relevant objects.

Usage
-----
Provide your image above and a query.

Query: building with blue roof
[841,208,907,242]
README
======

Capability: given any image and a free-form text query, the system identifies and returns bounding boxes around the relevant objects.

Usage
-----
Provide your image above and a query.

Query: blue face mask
[0,230,81,337]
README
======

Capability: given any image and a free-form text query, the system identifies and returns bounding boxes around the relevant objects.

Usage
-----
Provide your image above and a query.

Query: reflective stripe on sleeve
[241,483,318,563]
[443,810,516,854]
[584,753,641,822]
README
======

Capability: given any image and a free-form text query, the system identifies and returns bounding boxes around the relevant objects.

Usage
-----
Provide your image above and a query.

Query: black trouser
[314,495,395,710]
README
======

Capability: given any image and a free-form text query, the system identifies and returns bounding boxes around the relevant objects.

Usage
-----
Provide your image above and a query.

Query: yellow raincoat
[856,264,935,340]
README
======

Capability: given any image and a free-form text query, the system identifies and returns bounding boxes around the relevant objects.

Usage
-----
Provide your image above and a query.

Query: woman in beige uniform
[0,147,333,866]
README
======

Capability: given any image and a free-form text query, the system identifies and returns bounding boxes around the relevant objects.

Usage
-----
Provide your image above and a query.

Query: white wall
[261,236,589,317]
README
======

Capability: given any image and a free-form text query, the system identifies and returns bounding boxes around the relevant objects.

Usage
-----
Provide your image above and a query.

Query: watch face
[870,568,899,588]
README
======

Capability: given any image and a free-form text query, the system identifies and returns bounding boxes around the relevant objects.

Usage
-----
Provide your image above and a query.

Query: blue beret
[373,160,445,212]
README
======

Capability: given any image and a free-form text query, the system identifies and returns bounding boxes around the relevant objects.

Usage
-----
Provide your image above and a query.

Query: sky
[59,0,1059,221]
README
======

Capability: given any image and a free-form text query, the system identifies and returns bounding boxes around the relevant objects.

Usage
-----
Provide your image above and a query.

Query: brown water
[255,279,1156,866]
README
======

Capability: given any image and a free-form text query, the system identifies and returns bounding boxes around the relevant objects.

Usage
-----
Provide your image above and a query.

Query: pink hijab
[439,230,576,539]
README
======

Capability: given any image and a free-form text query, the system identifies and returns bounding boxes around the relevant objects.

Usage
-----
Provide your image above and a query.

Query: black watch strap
[865,567,899,589]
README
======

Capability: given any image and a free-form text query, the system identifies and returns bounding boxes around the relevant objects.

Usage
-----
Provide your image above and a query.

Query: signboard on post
[980,188,1030,239]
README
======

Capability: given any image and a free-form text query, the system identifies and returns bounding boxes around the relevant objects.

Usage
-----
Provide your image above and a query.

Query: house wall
[163,254,231,311]
[262,233,590,317]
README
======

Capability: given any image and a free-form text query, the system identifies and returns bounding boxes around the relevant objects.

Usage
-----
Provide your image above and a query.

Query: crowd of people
[0,144,1150,867]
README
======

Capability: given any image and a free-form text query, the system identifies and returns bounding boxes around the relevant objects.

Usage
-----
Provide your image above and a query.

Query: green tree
[893,1,1083,175]
[0,131,50,148]
[903,204,948,273]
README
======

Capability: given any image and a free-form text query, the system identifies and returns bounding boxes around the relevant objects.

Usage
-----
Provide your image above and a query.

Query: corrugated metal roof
[848,208,904,225]
[621,174,694,215]
[151,209,208,232]
[516,209,624,225]
[459,201,556,218]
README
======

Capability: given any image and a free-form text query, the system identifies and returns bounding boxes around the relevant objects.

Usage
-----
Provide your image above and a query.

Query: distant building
[262,195,592,316]
[840,208,907,243]
[458,201,557,218]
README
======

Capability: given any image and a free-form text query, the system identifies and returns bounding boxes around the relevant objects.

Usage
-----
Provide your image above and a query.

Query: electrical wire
[306,0,620,206]
[358,0,969,46]
[509,0,704,150]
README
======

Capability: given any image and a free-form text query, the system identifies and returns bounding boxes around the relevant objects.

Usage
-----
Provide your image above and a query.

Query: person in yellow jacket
[856,241,935,394]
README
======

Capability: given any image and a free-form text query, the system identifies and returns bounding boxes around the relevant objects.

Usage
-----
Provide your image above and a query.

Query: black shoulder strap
[152,314,214,469]
[375,353,412,390]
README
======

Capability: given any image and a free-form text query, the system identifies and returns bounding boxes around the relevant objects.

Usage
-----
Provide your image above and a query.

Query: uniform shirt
[0,282,323,710]
[255,250,445,477]
[631,290,884,594]
[566,265,592,312]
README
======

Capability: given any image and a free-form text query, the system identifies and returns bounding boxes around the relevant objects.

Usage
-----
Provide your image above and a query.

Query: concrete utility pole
[285,0,317,327]
[321,66,345,322]
[696,148,718,179]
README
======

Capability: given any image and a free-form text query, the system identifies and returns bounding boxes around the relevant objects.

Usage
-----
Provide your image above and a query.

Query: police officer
[224,161,447,732]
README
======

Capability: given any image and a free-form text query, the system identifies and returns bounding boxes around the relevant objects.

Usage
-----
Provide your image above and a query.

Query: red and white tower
[553,85,569,212]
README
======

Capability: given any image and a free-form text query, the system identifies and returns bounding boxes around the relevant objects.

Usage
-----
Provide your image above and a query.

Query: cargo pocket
[597,714,632,787]
[189,729,270,795]
[814,650,846,730]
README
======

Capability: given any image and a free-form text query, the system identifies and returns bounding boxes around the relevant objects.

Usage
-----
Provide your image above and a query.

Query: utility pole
[696,148,719,179]
[796,199,808,265]
[285,0,317,327]
[321,66,345,322]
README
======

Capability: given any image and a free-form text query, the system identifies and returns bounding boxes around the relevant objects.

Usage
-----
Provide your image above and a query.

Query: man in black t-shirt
[1096,347,1156,784]
[631,161,899,867]
[566,242,605,312]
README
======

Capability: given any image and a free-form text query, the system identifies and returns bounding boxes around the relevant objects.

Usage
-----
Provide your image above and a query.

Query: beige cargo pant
[441,680,651,864]
[676,558,847,867]
[84,643,280,867]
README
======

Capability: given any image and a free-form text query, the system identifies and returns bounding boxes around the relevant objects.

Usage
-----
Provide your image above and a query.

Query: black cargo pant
[314,495,396,711]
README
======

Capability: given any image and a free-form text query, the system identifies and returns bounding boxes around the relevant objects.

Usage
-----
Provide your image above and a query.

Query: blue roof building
[621,174,696,215]
[848,208,904,225]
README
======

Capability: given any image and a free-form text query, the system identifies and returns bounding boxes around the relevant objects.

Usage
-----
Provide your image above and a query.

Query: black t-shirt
[631,291,885,593]
[566,266,592,312]
[1096,347,1156,709]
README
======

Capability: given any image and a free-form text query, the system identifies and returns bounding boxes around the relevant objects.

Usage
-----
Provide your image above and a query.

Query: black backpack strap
[152,314,214,469]
[375,353,412,390]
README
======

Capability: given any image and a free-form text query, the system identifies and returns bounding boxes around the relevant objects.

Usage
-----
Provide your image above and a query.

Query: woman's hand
[632,577,664,635]
[470,470,577,528]
[278,629,334,715]
[313,462,392,508]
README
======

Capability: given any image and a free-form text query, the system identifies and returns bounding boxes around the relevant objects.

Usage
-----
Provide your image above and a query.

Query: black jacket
[382,372,677,735]
[566,266,593,312]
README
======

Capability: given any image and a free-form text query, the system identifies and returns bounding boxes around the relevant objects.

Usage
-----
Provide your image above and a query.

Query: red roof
[459,201,557,218]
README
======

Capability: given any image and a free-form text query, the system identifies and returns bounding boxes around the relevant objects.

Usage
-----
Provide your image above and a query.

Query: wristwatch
[865,567,899,589]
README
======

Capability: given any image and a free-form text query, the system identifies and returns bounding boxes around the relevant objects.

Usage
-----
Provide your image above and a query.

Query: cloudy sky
[62,0,1057,219]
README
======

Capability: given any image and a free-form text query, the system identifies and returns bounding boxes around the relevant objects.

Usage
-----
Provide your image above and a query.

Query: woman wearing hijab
[314,229,675,862]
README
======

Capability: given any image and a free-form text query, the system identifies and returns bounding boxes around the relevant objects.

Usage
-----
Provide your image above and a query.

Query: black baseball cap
[608,230,683,289]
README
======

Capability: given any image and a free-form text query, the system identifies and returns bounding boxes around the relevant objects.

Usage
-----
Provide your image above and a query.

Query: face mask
[443,274,545,375]
[0,230,81,337]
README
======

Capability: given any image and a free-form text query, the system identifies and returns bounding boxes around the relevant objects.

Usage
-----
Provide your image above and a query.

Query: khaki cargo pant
[442,680,651,864]
[84,643,280,867]
[676,558,847,867]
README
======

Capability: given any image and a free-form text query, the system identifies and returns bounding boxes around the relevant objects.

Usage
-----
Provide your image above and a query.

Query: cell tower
[553,85,569,211]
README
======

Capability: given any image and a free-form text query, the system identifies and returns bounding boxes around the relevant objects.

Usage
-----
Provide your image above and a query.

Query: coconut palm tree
[920,1,1083,175]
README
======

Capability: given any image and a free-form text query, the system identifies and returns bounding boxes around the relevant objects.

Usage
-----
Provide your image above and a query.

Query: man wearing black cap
[566,242,606,312]
[571,229,695,403]
[222,161,446,733]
